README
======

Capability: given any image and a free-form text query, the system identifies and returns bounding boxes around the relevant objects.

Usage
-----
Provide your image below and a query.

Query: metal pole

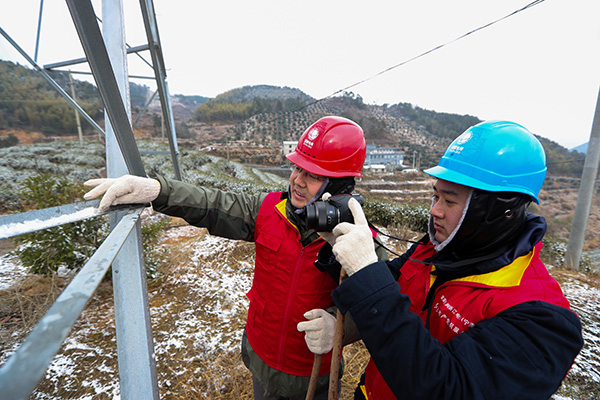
[0,208,143,400]
[100,1,159,398]
[566,86,600,269]
[138,0,182,180]
[34,0,44,62]
[65,0,146,176]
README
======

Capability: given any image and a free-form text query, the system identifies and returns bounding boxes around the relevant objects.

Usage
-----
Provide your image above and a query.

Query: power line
[259,0,547,130]
[306,0,547,108]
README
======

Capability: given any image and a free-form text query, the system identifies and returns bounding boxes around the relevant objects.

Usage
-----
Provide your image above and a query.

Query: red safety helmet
[285,116,366,177]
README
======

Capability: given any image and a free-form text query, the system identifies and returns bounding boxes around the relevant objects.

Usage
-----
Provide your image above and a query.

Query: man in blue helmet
[310,121,583,399]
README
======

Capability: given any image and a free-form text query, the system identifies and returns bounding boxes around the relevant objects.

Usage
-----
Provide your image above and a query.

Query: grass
[0,140,598,398]
[1,216,598,399]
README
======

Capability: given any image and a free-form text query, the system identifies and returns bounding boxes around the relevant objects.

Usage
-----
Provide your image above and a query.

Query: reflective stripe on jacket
[361,241,578,399]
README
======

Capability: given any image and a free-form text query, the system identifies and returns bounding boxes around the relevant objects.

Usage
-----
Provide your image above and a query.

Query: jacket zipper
[276,246,305,368]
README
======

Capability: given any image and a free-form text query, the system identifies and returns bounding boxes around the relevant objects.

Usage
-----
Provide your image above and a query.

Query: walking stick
[306,268,347,400]
[328,268,348,400]
[305,354,322,400]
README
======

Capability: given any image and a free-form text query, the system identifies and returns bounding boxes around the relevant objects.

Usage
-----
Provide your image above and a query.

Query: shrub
[15,173,108,276]
[141,215,170,279]
[541,235,594,271]
[0,134,18,148]
[14,173,167,278]
[363,199,429,233]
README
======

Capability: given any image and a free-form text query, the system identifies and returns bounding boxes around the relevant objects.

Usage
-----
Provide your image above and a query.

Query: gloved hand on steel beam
[331,197,377,276]
[83,174,161,212]
[297,309,336,354]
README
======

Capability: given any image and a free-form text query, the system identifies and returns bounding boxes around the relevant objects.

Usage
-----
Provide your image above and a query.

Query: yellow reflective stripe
[430,250,533,288]
[453,250,532,287]
[275,199,298,230]
[360,384,368,399]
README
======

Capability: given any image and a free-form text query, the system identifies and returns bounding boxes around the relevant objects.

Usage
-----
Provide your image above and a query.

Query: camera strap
[367,222,422,258]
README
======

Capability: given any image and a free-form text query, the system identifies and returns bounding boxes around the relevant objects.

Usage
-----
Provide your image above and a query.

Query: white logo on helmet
[307,128,320,141]
[448,131,472,154]
[455,131,472,145]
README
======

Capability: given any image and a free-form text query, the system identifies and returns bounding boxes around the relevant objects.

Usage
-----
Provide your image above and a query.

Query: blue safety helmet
[424,120,547,204]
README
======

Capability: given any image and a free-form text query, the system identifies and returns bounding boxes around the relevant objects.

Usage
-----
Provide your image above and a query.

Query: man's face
[289,165,326,208]
[430,179,471,243]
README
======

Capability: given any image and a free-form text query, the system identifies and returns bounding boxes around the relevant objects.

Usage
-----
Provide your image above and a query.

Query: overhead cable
[300,0,547,110]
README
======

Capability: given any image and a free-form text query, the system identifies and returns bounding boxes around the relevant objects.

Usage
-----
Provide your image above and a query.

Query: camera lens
[306,202,338,231]
[304,194,363,231]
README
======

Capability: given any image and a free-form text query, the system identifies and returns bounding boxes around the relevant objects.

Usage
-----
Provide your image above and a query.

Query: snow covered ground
[0,224,599,399]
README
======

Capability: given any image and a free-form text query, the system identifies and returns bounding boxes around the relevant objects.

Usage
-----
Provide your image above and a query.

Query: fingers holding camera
[318,231,337,246]
[331,198,377,276]
[83,174,161,212]
[348,197,368,226]
[318,195,359,246]
[297,309,336,354]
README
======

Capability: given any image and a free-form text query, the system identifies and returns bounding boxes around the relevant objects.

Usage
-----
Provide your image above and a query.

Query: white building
[363,164,387,173]
[282,140,297,156]
[365,144,404,167]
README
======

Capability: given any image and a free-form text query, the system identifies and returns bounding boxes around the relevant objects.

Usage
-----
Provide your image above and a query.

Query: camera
[305,194,364,231]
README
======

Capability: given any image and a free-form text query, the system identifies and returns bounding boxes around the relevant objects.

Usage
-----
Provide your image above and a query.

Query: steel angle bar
[133,89,159,129]
[0,200,148,240]
[0,207,142,400]
[65,0,146,178]
[139,0,182,180]
[0,27,106,137]
[57,70,156,80]
[43,44,150,70]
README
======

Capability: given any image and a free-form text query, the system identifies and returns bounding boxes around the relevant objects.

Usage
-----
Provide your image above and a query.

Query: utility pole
[565,86,600,270]
[69,71,83,142]
[160,109,165,139]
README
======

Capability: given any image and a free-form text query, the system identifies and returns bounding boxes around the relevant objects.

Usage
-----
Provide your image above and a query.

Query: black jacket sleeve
[332,262,583,400]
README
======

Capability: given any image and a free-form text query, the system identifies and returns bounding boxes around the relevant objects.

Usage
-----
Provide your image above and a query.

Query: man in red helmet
[83,116,388,399]
[312,121,583,399]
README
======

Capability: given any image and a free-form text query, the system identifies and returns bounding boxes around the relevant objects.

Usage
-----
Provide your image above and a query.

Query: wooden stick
[305,353,323,400]
[328,268,348,400]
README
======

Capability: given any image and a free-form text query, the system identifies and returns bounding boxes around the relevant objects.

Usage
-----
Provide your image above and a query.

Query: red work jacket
[246,192,337,376]
[364,242,572,399]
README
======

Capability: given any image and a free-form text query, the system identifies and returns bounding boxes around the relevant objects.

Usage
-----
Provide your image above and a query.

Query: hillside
[0,139,599,398]
[1,222,599,400]
[0,60,586,177]
[0,192,599,399]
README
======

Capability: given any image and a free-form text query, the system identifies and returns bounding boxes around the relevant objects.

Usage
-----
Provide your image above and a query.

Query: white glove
[331,198,377,276]
[297,309,336,354]
[317,192,336,245]
[83,174,161,212]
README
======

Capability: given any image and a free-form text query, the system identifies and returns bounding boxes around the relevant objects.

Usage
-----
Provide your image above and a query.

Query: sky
[1,0,600,149]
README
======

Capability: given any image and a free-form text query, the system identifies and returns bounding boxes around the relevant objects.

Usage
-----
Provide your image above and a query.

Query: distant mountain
[0,60,586,177]
[571,142,588,154]
[212,85,313,103]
